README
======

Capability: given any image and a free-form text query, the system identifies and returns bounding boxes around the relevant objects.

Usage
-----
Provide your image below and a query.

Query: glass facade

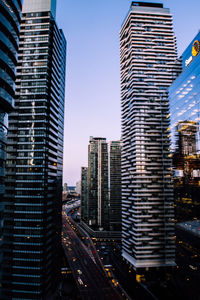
[0,0,22,292]
[2,1,66,298]
[87,137,109,230]
[81,167,88,222]
[169,31,200,223]
[109,141,121,231]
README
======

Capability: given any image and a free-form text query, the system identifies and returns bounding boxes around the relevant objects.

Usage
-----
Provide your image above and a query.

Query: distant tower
[120,2,178,268]
[76,180,81,195]
[109,141,121,231]
[63,182,68,193]
[87,137,109,230]
[176,121,198,156]
[2,0,66,298]
[81,167,88,222]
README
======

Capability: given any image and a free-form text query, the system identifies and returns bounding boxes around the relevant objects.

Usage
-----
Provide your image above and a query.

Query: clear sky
[56,0,200,186]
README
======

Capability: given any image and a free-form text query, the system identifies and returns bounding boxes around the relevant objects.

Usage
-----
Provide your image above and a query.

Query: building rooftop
[122,1,167,27]
[23,0,57,18]
[177,220,200,238]
[90,136,106,142]
[131,2,163,8]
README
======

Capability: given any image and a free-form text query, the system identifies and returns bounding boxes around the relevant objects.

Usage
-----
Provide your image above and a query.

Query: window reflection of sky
[169,36,200,223]
[169,53,200,153]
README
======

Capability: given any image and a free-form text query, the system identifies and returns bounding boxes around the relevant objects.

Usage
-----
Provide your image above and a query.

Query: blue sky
[56,0,200,185]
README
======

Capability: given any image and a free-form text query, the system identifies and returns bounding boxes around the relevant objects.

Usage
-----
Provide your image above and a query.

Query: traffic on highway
[62,201,126,300]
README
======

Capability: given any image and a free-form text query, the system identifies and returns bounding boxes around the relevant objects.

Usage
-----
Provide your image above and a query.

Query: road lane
[62,213,123,300]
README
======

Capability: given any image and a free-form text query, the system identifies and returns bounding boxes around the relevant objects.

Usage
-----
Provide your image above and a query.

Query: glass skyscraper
[109,141,121,231]
[81,166,88,222]
[87,137,109,230]
[120,2,179,268]
[0,0,22,292]
[2,0,66,298]
[169,31,200,223]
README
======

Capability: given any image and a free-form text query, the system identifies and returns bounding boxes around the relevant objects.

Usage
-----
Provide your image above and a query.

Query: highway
[62,208,124,300]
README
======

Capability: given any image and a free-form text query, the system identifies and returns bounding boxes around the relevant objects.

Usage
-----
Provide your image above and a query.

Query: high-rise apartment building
[81,167,88,222]
[2,0,66,298]
[109,141,121,231]
[120,2,178,268]
[87,137,109,230]
[0,0,22,291]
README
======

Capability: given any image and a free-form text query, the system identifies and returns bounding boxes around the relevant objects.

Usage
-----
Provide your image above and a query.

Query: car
[78,277,83,285]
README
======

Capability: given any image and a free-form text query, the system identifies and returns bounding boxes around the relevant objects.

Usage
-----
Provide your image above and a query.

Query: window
[158,60,165,65]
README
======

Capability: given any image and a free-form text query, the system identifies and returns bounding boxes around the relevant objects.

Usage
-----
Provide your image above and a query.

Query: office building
[169,31,200,223]
[87,137,109,230]
[81,167,88,222]
[109,141,121,231]
[120,2,178,268]
[0,0,22,292]
[2,0,66,298]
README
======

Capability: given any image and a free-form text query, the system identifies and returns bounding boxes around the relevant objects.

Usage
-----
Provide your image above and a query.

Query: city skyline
[55,0,200,185]
[0,1,200,298]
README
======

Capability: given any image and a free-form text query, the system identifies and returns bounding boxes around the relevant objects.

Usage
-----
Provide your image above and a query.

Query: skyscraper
[87,137,109,230]
[169,31,200,223]
[81,167,88,222]
[120,2,178,268]
[168,32,200,294]
[109,141,121,231]
[2,0,66,298]
[0,0,22,292]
